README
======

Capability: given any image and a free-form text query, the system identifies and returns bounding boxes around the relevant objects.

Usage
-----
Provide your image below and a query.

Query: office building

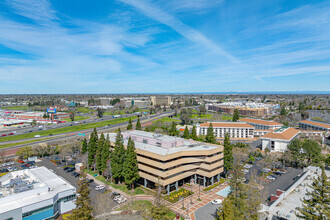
[261,127,300,152]
[239,118,283,130]
[124,100,149,108]
[150,96,171,106]
[0,167,76,220]
[106,130,223,194]
[197,122,255,139]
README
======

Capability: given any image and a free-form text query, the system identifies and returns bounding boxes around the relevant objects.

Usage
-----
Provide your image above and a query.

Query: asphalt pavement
[194,203,219,220]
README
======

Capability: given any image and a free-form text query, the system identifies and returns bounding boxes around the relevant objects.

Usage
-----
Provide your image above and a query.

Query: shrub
[203,178,225,192]
[164,188,194,203]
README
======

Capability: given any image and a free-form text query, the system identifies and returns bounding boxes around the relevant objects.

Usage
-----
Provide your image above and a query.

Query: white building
[197,122,255,139]
[239,118,283,130]
[299,120,330,132]
[0,167,76,220]
[261,127,300,152]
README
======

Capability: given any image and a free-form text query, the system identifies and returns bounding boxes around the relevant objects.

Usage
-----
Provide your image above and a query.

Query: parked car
[87,178,94,184]
[211,199,223,205]
[95,185,106,191]
[267,176,275,180]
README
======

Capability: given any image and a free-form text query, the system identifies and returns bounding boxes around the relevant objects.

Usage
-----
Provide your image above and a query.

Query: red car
[8,133,14,135]
[1,134,7,137]
[18,160,24,163]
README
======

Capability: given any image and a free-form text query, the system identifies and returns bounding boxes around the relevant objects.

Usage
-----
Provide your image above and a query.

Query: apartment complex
[197,122,255,139]
[150,96,171,106]
[239,118,283,130]
[0,167,76,220]
[299,120,330,132]
[261,127,300,152]
[106,130,223,194]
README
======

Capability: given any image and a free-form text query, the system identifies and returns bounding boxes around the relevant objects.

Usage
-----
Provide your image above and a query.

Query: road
[0,111,174,158]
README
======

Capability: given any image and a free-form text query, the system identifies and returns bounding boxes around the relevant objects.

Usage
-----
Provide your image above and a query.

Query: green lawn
[76,107,94,113]
[4,106,31,111]
[0,117,137,143]
[191,113,213,119]
[154,117,180,123]
[221,115,233,121]
[60,116,89,122]
[0,138,50,149]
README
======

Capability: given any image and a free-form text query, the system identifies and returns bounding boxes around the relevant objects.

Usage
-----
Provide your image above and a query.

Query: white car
[267,176,275,180]
[244,164,252,169]
[95,185,106,191]
[211,199,222,205]
[263,168,271,173]
[243,169,249,173]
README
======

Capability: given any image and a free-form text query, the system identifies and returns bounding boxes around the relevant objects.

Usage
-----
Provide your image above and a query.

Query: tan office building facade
[107,130,223,194]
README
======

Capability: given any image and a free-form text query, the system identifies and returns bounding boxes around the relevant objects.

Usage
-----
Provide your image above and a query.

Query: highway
[0,111,175,157]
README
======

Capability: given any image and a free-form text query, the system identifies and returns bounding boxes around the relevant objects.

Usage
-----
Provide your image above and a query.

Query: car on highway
[211,199,223,205]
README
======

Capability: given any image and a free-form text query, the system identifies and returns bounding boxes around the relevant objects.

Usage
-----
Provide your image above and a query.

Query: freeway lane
[0,111,174,158]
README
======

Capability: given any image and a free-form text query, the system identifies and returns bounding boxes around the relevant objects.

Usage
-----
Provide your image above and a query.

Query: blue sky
[0,0,329,94]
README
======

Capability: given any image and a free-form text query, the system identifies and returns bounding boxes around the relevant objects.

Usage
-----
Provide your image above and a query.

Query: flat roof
[125,130,181,142]
[107,133,221,156]
[0,167,75,214]
[200,122,254,128]
[261,127,299,141]
[239,118,282,126]
[299,120,330,129]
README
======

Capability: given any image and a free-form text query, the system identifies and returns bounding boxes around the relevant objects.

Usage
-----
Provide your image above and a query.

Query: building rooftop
[239,118,282,126]
[200,122,254,128]
[299,120,330,129]
[0,167,75,214]
[261,127,299,141]
[107,131,221,156]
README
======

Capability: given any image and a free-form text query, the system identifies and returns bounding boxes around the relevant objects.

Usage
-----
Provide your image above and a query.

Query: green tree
[136,117,142,130]
[217,198,235,220]
[16,146,33,159]
[297,166,330,219]
[81,138,88,154]
[182,126,190,139]
[168,121,178,136]
[70,169,94,220]
[100,134,111,175]
[180,109,191,125]
[232,109,240,122]
[88,128,98,170]
[280,106,287,116]
[223,134,233,173]
[127,118,133,130]
[70,111,75,121]
[96,133,105,172]
[191,125,198,140]
[123,137,140,188]
[96,107,104,118]
[302,140,322,164]
[111,129,126,183]
[205,123,216,143]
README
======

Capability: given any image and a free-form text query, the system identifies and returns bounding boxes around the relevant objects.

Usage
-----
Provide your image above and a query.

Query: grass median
[0,138,50,149]
[0,117,137,143]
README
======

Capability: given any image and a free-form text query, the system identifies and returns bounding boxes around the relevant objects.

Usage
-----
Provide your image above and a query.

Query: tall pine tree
[136,117,142,130]
[183,125,190,139]
[127,118,133,130]
[223,133,233,173]
[168,121,178,136]
[205,123,216,143]
[100,134,111,175]
[297,166,330,219]
[232,109,240,122]
[70,169,94,220]
[111,129,126,183]
[123,137,140,189]
[96,133,105,173]
[191,125,198,140]
[81,138,88,154]
[88,128,98,170]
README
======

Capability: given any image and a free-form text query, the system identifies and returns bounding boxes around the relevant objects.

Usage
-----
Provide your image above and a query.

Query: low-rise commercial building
[261,127,300,152]
[124,100,149,108]
[239,118,282,130]
[0,167,76,220]
[299,120,330,132]
[197,122,255,139]
[106,130,223,194]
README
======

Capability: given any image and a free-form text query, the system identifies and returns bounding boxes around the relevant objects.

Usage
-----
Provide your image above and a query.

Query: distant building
[105,130,223,194]
[299,120,330,132]
[150,96,171,107]
[261,127,300,152]
[96,97,111,106]
[197,122,255,139]
[206,102,280,117]
[239,118,282,130]
[124,100,149,108]
[0,167,76,220]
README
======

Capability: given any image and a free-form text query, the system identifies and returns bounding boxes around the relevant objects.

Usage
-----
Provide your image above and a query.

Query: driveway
[194,203,219,220]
